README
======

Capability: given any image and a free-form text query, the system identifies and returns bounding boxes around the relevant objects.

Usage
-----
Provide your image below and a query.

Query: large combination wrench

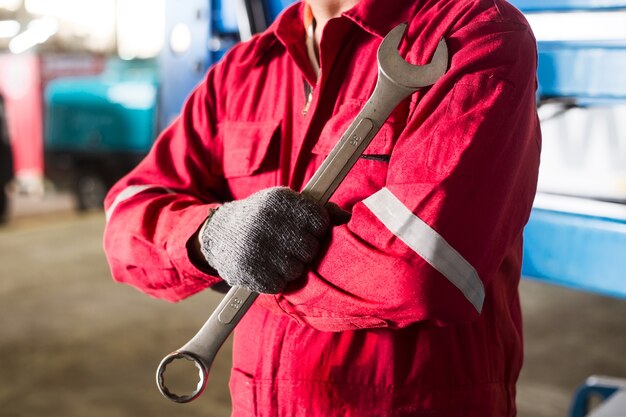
[156,23,448,403]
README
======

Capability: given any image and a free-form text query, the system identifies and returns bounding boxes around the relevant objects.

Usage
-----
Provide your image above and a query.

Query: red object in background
[0,54,43,182]
[0,53,105,190]
[39,54,106,88]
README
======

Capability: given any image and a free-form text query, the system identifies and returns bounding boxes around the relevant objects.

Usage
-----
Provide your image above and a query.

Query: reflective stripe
[363,187,485,313]
[105,185,173,222]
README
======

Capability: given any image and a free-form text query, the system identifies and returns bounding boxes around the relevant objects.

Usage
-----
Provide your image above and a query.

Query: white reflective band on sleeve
[363,187,485,313]
[105,185,174,222]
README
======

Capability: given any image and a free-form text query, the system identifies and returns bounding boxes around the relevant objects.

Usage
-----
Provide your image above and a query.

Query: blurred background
[1,1,626,416]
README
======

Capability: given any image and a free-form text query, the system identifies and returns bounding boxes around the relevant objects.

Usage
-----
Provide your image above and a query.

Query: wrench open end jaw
[378,23,448,92]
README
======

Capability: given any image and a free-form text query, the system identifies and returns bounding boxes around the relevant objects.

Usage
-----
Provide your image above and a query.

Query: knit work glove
[200,187,330,294]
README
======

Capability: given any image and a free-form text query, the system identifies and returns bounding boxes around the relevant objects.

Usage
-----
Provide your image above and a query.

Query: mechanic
[103,0,541,415]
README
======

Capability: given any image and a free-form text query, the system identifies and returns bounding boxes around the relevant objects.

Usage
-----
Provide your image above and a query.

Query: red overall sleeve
[268,21,541,330]
[103,70,225,301]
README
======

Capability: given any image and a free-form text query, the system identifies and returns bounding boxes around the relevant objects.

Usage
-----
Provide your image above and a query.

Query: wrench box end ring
[156,351,208,403]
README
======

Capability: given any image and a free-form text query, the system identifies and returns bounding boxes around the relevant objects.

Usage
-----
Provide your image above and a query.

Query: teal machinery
[44,0,295,210]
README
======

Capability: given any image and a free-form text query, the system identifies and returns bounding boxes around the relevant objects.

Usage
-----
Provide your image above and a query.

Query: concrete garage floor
[1,211,626,417]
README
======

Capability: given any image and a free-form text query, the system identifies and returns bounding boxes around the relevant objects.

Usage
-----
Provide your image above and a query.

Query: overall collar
[342,0,419,39]
[247,0,418,62]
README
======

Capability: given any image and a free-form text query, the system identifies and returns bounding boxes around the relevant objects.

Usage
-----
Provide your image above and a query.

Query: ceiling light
[0,20,20,38]
[0,0,22,12]
[9,17,58,54]
[527,11,626,42]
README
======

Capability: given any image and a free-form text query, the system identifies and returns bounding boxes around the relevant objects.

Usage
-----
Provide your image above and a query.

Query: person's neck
[306,0,360,46]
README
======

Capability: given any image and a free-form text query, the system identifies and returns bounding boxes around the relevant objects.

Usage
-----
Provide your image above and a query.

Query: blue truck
[44,58,159,210]
[44,0,295,210]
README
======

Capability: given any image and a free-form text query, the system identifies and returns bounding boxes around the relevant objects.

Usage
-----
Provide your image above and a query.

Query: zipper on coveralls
[302,3,318,116]
[303,81,314,115]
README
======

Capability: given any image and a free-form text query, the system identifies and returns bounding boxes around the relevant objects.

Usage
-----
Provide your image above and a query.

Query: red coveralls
[104,0,540,415]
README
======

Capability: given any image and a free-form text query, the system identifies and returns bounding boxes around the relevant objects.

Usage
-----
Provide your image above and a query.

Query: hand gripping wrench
[156,23,448,403]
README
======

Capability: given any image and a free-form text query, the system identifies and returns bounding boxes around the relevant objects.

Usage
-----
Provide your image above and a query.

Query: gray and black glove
[200,187,330,294]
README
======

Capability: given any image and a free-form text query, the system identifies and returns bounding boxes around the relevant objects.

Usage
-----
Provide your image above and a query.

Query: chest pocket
[311,99,406,208]
[212,119,282,199]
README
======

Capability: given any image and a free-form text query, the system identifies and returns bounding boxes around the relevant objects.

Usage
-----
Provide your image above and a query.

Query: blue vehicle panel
[523,208,626,299]
[158,0,298,130]
[509,0,626,12]
[45,59,158,154]
[537,41,626,102]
